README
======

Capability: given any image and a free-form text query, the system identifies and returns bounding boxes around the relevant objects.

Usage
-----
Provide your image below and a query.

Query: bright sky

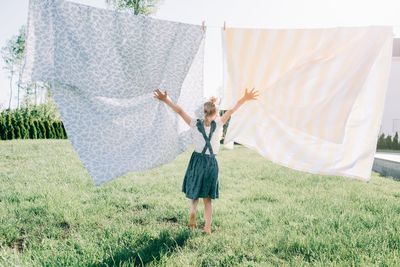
[1,0,400,109]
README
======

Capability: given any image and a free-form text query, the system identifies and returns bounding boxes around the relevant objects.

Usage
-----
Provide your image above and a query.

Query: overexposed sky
[1,0,400,109]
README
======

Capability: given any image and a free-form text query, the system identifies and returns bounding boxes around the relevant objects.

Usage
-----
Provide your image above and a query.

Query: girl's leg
[189,198,199,229]
[203,198,212,234]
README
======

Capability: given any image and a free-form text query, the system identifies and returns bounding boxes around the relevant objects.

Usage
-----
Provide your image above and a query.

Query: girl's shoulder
[189,117,199,128]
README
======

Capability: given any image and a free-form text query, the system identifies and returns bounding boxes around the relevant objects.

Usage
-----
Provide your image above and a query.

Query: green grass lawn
[0,140,399,266]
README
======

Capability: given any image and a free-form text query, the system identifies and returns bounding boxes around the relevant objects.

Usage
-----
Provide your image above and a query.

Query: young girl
[153,88,259,234]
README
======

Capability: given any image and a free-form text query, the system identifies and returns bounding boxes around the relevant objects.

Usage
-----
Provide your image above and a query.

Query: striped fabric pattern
[221,26,393,181]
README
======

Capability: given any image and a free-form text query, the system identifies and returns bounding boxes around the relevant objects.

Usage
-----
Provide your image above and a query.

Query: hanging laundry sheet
[21,0,205,185]
[221,26,393,180]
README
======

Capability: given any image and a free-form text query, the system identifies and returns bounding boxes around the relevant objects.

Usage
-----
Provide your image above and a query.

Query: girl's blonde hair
[204,97,218,117]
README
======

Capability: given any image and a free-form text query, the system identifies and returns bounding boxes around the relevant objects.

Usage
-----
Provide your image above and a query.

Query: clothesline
[200,22,400,28]
[199,22,400,36]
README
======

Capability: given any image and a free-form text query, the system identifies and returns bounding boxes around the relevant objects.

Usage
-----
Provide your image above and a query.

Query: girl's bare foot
[202,226,212,234]
[188,213,197,229]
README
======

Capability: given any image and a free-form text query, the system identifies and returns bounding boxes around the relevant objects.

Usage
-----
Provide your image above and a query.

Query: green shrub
[61,121,67,139]
[38,120,46,139]
[0,103,67,140]
[29,120,37,139]
[0,116,5,140]
[53,121,64,139]
[19,117,28,139]
[23,116,30,139]
[6,113,14,140]
[45,120,56,139]
[393,132,399,150]
[34,120,41,139]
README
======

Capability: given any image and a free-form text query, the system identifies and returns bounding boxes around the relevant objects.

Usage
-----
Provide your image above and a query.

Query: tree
[43,120,52,139]
[6,113,14,140]
[14,27,26,109]
[14,111,27,139]
[1,39,16,110]
[106,0,163,15]
[0,115,5,140]
[29,119,37,139]
[1,26,26,109]
[2,26,49,109]
[55,121,65,139]
[19,117,28,139]
[61,121,68,139]
[393,132,399,150]
[22,83,35,107]
[385,135,393,150]
[377,133,385,150]
[2,112,9,140]
[22,108,31,139]
[40,120,47,139]
[34,120,41,138]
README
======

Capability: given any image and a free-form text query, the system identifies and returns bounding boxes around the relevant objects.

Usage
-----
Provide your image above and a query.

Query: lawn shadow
[90,229,192,266]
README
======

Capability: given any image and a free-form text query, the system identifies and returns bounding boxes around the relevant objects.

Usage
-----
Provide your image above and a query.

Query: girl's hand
[153,89,192,125]
[242,88,259,101]
[153,89,168,102]
[220,88,259,124]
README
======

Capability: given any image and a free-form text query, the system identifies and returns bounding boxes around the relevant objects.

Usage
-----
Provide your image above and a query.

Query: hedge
[0,107,67,140]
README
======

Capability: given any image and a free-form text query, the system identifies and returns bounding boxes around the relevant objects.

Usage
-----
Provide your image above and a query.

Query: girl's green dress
[182,119,219,199]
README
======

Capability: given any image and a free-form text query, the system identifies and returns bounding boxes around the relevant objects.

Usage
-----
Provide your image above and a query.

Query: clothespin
[202,21,206,32]
[223,21,226,31]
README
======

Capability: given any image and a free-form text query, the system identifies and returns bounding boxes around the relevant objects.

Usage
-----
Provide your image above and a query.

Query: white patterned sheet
[22,0,205,185]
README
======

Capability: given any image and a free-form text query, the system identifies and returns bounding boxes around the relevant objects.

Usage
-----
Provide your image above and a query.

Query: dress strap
[196,119,217,155]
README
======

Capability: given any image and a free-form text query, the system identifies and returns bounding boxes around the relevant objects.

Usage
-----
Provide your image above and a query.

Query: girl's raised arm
[153,89,192,125]
[220,88,259,124]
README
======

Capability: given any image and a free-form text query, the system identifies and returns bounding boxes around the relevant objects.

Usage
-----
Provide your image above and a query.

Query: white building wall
[380,57,400,135]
